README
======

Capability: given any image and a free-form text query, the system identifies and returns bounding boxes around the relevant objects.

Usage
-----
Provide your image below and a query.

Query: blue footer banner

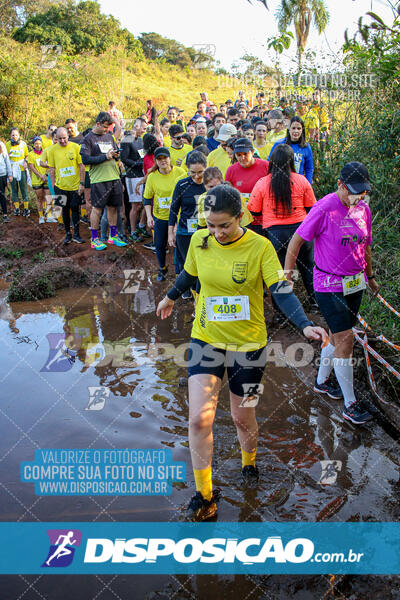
[0,522,399,574]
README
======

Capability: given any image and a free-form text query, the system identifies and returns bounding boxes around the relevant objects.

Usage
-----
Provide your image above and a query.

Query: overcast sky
[99,0,395,70]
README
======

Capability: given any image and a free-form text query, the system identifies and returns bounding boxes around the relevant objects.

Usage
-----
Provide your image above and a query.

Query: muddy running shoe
[2,214,9,223]
[46,216,57,223]
[39,216,45,224]
[57,223,64,231]
[187,489,220,522]
[91,237,107,251]
[242,465,259,481]
[143,241,156,252]
[130,230,143,242]
[72,233,85,244]
[63,232,72,245]
[80,215,90,225]
[14,207,20,216]
[138,225,152,238]
[181,289,192,300]
[343,402,373,424]
[23,208,30,218]
[108,235,127,247]
[314,378,343,399]
[156,267,168,282]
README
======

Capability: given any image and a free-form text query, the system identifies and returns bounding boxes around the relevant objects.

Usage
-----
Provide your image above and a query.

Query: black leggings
[0,175,8,215]
[265,222,315,303]
[175,234,192,273]
[55,186,80,232]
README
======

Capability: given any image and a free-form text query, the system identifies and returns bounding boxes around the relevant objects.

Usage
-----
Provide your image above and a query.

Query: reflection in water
[0,284,399,525]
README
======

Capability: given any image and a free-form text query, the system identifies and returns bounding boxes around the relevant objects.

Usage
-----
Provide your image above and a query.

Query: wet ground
[0,252,400,598]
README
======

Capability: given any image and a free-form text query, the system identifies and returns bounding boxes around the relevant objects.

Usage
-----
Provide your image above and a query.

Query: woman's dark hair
[203,167,223,185]
[193,135,207,148]
[226,137,237,164]
[187,151,207,168]
[192,144,209,157]
[181,133,192,144]
[285,116,307,148]
[143,133,159,155]
[200,184,242,249]
[268,144,296,216]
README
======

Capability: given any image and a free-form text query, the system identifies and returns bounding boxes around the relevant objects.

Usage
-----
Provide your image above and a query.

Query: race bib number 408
[205,296,250,321]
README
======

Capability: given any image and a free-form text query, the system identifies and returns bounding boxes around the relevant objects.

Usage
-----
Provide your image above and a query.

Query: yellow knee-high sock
[193,466,212,501]
[81,207,87,216]
[23,201,29,210]
[42,200,47,216]
[241,449,257,468]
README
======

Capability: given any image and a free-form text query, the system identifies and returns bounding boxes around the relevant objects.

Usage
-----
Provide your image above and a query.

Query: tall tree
[276,0,329,70]
[0,0,68,34]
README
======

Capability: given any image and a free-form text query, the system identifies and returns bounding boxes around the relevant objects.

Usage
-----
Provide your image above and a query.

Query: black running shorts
[90,179,123,209]
[187,338,267,397]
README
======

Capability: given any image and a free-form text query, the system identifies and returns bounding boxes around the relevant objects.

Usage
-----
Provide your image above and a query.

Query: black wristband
[367,274,375,280]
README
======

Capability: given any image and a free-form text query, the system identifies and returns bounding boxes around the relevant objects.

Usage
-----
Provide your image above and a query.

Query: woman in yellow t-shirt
[143,146,185,281]
[157,185,326,521]
[27,136,49,224]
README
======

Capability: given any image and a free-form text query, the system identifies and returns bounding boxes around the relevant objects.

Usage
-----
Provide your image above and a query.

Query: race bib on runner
[158,196,171,209]
[60,166,75,178]
[205,296,250,322]
[98,143,113,154]
[36,158,42,166]
[241,193,251,205]
[342,272,366,296]
[187,218,198,233]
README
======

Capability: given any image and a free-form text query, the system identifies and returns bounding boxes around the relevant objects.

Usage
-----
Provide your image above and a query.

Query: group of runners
[0,90,379,521]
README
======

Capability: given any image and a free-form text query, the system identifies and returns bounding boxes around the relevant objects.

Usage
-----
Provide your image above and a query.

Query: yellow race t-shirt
[184,228,284,350]
[143,166,186,220]
[40,135,53,150]
[265,130,286,158]
[253,142,269,161]
[169,145,191,171]
[48,142,82,191]
[6,140,28,170]
[206,146,231,177]
[27,150,47,186]
[197,191,253,228]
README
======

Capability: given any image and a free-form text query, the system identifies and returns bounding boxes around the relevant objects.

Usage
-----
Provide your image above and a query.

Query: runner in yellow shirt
[253,120,270,160]
[206,123,237,177]
[143,146,185,281]
[27,136,48,224]
[48,127,85,244]
[6,128,29,217]
[265,109,286,156]
[156,184,326,521]
[168,125,191,171]
[40,124,56,150]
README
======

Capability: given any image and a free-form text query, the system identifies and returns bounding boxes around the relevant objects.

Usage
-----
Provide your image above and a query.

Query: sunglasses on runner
[173,136,184,141]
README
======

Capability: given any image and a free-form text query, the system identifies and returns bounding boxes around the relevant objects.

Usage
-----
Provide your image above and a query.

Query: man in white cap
[206,123,237,177]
